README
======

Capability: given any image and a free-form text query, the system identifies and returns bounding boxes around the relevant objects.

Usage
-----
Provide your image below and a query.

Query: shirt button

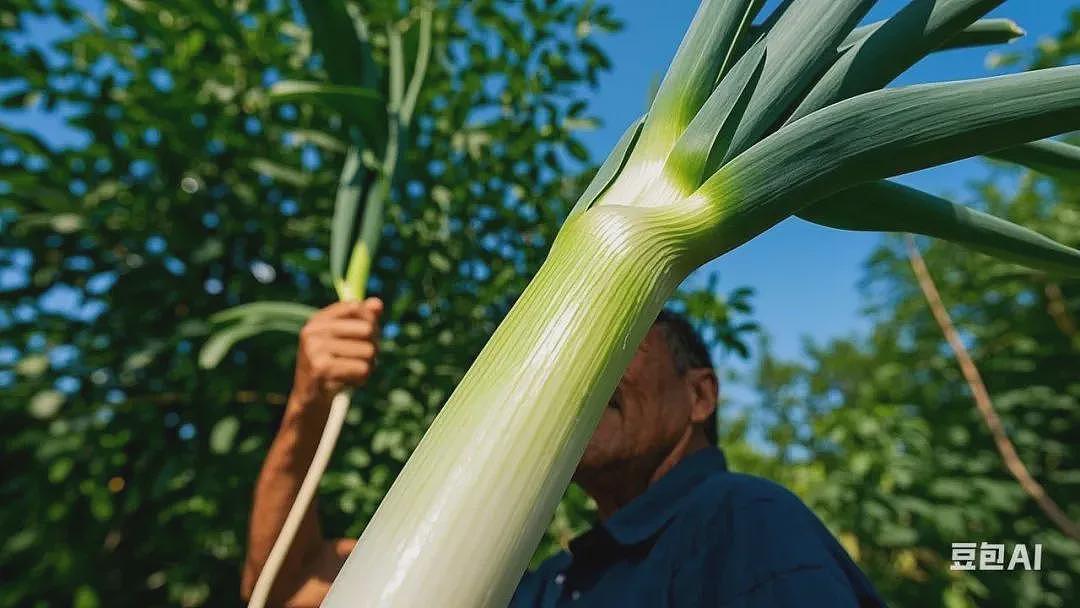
[570,591,581,601]
[554,573,565,585]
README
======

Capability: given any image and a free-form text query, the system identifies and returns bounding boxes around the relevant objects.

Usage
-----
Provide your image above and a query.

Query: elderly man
[242,299,883,607]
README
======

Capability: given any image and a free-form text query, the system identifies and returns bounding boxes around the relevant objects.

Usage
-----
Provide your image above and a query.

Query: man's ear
[685,368,718,425]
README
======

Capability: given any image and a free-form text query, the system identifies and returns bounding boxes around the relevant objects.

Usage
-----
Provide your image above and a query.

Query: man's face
[577,325,711,476]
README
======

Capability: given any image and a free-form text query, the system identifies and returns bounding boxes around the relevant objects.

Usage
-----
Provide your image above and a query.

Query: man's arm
[241,299,382,607]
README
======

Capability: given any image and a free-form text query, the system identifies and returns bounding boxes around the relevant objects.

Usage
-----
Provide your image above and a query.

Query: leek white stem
[323,203,710,607]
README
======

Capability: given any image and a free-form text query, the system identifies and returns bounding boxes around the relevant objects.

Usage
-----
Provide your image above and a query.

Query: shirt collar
[598,447,728,546]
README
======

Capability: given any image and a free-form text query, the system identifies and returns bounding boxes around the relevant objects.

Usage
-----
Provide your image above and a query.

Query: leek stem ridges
[323,205,694,607]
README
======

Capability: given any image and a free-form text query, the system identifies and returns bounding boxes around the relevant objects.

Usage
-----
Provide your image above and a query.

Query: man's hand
[242,298,381,606]
[291,297,383,408]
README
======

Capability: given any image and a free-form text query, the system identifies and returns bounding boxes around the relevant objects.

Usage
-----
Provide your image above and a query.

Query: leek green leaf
[801,180,1080,276]
[666,41,766,191]
[208,301,317,325]
[699,66,1080,255]
[721,0,875,163]
[340,175,391,301]
[939,17,1025,49]
[199,319,307,369]
[201,302,313,369]
[790,0,1006,123]
[749,0,795,40]
[330,147,367,286]
[987,140,1080,184]
[634,0,758,162]
[569,116,643,215]
[400,7,434,125]
[644,73,661,110]
[842,17,1024,51]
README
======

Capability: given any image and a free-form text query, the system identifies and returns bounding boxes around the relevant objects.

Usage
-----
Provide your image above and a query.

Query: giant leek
[318,0,1080,606]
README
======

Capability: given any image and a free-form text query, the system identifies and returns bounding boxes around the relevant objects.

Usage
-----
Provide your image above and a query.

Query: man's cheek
[590,410,621,443]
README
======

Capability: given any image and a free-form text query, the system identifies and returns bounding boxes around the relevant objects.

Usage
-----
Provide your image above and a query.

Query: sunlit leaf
[29,390,64,419]
[210,416,241,454]
[268,80,385,147]
[249,158,312,188]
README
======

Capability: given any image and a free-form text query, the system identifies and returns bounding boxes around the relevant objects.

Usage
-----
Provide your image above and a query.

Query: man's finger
[327,338,377,360]
[311,300,365,320]
[327,319,377,339]
[360,297,384,320]
[325,359,372,384]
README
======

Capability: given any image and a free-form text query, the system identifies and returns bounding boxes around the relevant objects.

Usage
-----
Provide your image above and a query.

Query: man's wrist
[284,388,334,426]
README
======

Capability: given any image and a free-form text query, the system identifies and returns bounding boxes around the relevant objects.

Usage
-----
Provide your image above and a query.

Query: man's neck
[582,431,711,520]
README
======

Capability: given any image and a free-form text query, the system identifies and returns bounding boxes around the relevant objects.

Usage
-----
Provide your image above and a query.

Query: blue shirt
[510,448,883,607]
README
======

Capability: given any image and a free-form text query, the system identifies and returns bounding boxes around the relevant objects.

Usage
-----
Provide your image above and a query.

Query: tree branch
[1043,282,1078,342]
[905,235,1080,541]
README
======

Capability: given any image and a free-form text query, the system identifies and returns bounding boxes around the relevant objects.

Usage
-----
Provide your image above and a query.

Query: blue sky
[575,0,1073,371]
[5,0,1074,372]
